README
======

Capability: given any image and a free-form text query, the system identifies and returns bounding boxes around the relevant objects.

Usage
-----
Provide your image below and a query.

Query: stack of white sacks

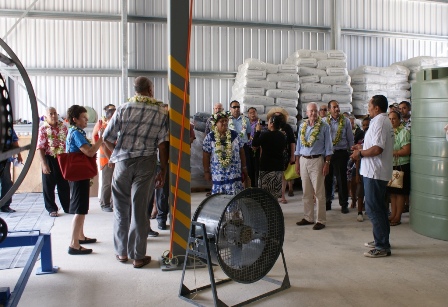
[231,58,300,131]
[350,65,410,116]
[284,49,353,118]
[392,56,448,84]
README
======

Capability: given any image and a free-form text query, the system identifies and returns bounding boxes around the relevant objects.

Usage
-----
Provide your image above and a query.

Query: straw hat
[266,106,289,122]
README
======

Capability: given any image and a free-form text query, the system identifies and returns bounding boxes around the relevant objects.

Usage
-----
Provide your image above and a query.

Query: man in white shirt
[351,95,394,258]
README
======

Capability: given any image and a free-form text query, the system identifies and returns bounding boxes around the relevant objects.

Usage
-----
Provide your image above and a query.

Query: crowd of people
[202,94,413,258]
[1,77,413,261]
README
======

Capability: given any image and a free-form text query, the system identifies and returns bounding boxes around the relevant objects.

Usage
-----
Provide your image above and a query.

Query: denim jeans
[363,177,391,251]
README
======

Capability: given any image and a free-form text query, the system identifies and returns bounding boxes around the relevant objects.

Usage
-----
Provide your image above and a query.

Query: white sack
[322,94,352,104]
[298,67,328,77]
[241,95,275,106]
[300,93,322,102]
[278,64,299,73]
[326,50,347,60]
[297,58,318,67]
[275,98,298,108]
[299,75,320,84]
[267,73,300,82]
[317,59,347,70]
[332,85,353,94]
[300,83,333,94]
[277,81,300,91]
[266,89,299,99]
[351,84,383,92]
[326,67,349,76]
[351,74,388,84]
[351,65,380,75]
[320,75,351,85]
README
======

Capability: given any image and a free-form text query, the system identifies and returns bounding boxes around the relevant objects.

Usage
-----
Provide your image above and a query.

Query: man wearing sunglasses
[229,100,251,186]
[319,104,328,118]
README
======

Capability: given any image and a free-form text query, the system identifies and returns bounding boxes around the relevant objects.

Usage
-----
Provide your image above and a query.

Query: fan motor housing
[192,188,285,284]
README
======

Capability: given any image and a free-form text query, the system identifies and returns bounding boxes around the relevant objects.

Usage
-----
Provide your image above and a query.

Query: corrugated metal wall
[0,0,446,122]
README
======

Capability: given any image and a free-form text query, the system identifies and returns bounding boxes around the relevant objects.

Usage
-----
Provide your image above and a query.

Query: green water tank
[410,67,448,241]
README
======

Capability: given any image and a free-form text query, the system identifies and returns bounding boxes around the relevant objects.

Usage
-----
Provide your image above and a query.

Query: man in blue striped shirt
[295,102,333,230]
[103,76,169,268]
[325,100,354,213]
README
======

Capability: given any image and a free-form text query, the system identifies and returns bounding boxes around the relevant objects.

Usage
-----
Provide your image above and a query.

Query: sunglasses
[231,106,240,109]
[320,109,328,111]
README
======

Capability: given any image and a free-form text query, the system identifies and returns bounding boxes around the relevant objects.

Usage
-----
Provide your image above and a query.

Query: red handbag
[57,152,98,181]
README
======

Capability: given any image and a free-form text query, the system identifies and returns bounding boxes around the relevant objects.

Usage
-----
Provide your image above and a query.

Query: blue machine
[0,226,58,307]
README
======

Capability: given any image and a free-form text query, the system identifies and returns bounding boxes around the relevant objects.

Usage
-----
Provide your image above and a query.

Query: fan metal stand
[179,221,291,307]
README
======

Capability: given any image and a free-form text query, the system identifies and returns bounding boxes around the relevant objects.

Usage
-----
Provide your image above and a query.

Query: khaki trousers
[300,157,326,224]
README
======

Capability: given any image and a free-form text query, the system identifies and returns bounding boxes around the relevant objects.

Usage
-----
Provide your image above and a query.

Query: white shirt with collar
[360,113,394,181]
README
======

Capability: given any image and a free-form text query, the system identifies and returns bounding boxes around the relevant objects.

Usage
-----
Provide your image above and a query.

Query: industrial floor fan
[179,188,290,306]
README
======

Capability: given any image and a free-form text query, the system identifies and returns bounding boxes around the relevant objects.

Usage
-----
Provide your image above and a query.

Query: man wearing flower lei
[294,102,333,230]
[92,104,116,213]
[103,76,169,267]
[324,100,354,214]
[228,100,252,187]
[37,107,70,216]
[203,111,247,195]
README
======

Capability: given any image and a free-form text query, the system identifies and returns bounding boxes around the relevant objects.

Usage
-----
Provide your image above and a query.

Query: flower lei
[229,116,247,139]
[128,94,162,106]
[327,115,345,146]
[300,117,323,147]
[69,125,91,145]
[213,127,232,167]
[44,121,66,157]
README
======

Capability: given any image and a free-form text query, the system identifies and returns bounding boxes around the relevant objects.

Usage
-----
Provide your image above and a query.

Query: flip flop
[116,255,128,263]
[133,256,151,268]
[390,221,401,226]
[49,211,58,217]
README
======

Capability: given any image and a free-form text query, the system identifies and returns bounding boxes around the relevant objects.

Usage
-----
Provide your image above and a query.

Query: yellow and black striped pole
[167,0,192,264]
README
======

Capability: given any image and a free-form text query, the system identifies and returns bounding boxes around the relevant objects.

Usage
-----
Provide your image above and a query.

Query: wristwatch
[359,151,363,159]
[325,160,331,165]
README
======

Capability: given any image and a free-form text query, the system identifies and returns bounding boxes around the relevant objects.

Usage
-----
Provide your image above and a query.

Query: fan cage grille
[216,188,284,283]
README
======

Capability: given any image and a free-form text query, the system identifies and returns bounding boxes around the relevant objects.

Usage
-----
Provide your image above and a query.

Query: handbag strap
[393,156,403,171]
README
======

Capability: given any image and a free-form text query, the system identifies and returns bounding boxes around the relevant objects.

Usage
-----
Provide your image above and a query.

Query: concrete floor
[2,191,448,307]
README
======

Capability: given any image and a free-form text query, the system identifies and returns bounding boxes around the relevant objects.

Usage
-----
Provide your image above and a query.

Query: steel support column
[167,0,191,261]
[121,0,128,103]
[331,0,342,50]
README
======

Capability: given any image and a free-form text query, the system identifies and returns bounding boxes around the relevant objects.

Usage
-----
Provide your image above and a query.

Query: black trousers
[42,155,71,213]
[0,161,13,208]
[148,165,170,223]
[246,146,260,188]
[325,150,349,208]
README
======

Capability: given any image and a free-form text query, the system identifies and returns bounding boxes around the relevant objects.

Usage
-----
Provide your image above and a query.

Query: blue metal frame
[0,232,58,307]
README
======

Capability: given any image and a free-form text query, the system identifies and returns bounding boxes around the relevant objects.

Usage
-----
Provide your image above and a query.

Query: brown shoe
[296,219,314,226]
[313,223,326,230]
[133,256,151,268]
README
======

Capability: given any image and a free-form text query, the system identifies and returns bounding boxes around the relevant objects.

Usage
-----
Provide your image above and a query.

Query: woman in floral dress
[203,111,247,195]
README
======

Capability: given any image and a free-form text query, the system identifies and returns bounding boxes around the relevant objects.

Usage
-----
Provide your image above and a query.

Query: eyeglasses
[231,106,240,109]
[320,109,328,111]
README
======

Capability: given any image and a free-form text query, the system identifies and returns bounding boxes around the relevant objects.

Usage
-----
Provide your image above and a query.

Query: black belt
[334,149,347,152]
[301,155,322,159]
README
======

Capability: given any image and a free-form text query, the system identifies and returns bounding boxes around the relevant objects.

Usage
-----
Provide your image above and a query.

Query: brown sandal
[133,256,151,268]
[116,255,128,262]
